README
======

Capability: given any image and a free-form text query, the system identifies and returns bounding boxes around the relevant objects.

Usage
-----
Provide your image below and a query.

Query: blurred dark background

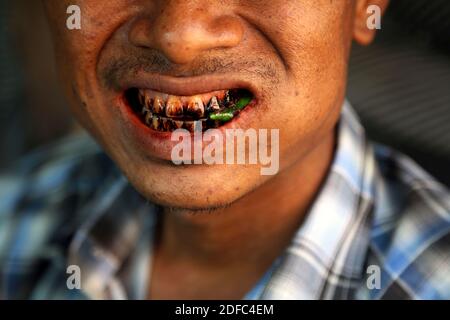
[348,0,450,186]
[0,0,75,168]
[1,1,449,185]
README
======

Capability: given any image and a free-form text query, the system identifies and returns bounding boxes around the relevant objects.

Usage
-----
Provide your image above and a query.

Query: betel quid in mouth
[125,88,254,132]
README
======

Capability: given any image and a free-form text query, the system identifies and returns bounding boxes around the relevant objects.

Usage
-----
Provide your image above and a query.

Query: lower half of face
[46,0,353,209]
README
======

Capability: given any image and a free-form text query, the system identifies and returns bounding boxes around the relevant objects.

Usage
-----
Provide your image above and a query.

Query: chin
[122,161,263,211]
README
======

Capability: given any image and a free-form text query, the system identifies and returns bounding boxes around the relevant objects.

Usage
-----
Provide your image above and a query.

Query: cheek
[45,1,142,143]
[48,1,135,98]
[265,5,351,166]
[284,6,350,97]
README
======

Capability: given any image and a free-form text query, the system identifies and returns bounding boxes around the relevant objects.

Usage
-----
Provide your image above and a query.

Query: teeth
[145,111,153,125]
[183,121,195,132]
[215,91,226,101]
[161,118,173,131]
[174,120,184,129]
[144,93,153,110]
[186,97,205,118]
[144,116,198,133]
[165,97,184,117]
[208,96,220,111]
[183,120,206,132]
[153,96,165,114]
[135,89,251,132]
[142,104,151,115]
[142,114,209,133]
[152,116,160,130]
[141,90,227,118]
[224,91,231,104]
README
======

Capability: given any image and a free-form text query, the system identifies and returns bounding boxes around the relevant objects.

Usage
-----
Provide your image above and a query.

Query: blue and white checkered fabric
[1,102,449,299]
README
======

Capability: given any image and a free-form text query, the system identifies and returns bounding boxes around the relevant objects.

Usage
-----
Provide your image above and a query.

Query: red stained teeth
[174,120,184,129]
[165,96,184,117]
[145,115,207,132]
[207,96,220,112]
[186,97,205,118]
[151,115,160,130]
[145,111,153,125]
[138,89,226,119]
[153,96,165,114]
[134,88,249,132]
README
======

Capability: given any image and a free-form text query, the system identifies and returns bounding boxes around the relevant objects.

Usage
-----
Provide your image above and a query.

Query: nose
[128,1,244,65]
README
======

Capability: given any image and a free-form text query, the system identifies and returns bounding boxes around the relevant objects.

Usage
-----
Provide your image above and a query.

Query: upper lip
[117,71,258,97]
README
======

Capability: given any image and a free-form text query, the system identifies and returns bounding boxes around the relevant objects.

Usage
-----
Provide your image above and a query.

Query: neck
[156,130,336,271]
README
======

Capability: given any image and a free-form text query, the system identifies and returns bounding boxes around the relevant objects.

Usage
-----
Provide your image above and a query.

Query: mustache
[100,49,280,91]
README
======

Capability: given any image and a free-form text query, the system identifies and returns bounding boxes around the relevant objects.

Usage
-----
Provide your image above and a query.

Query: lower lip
[116,94,258,162]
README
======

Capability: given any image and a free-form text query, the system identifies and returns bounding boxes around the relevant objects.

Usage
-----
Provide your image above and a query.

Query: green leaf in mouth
[209,112,234,122]
[209,94,253,123]
[234,95,252,110]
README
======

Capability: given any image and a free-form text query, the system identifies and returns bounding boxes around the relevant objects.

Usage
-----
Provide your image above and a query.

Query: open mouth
[125,88,254,132]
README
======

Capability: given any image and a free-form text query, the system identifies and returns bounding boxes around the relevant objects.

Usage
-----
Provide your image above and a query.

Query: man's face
[44,1,365,209]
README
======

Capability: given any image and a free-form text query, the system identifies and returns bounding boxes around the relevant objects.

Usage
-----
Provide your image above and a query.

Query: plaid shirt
[0,102,449,300]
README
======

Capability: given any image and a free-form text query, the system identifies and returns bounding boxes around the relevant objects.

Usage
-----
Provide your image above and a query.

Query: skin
[43,0,389,299]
